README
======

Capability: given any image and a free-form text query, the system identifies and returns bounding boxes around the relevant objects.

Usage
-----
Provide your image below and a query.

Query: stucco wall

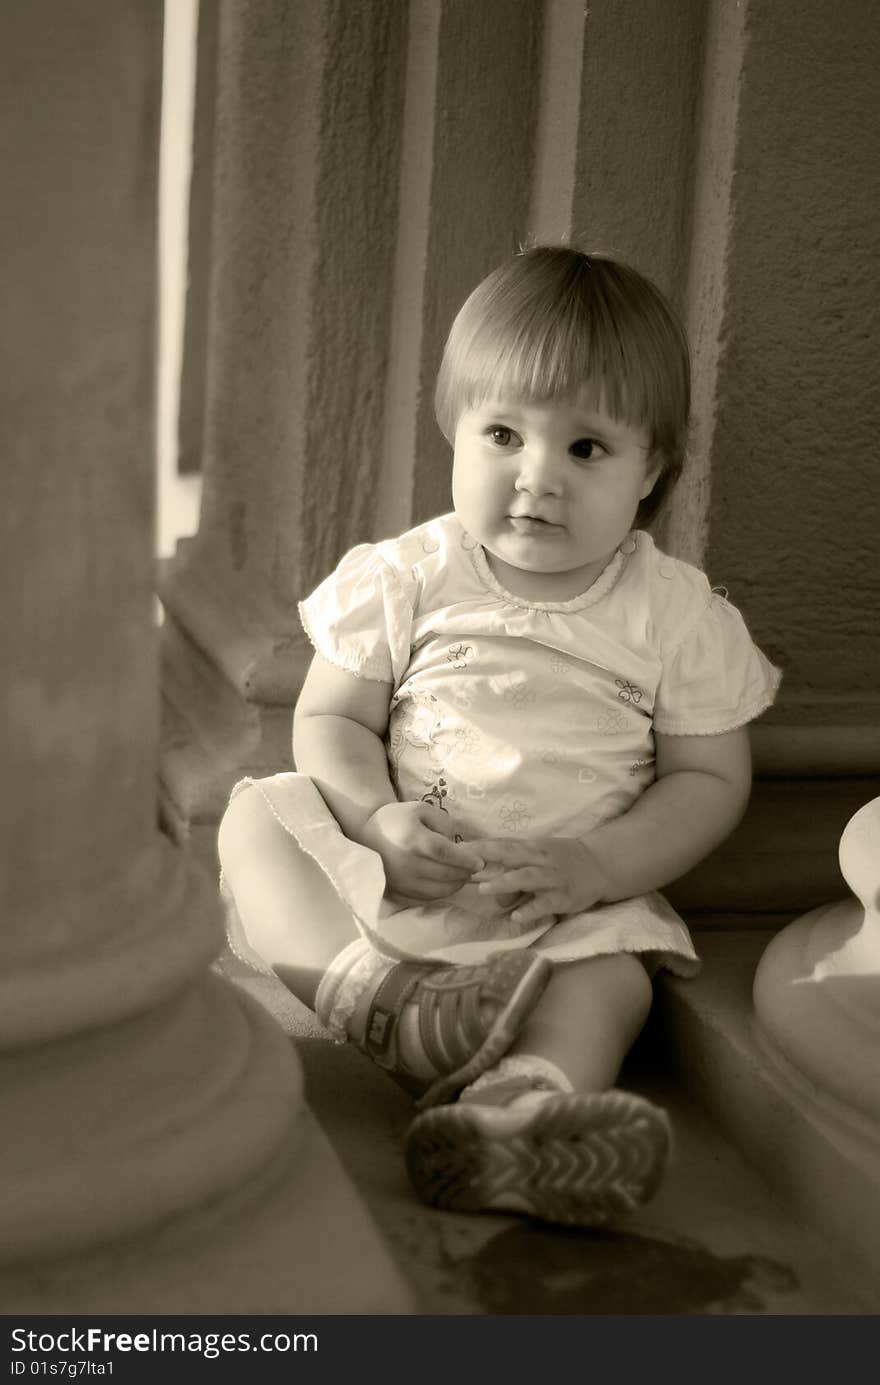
[705,0,879,721]
[570,0,705,304]
[410,0,542,524]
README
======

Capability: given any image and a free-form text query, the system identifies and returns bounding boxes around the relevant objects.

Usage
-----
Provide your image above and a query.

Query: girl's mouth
[507,515,561,534]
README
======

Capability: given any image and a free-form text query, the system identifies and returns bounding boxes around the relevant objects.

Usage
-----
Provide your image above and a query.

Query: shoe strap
[363,961,428,1063]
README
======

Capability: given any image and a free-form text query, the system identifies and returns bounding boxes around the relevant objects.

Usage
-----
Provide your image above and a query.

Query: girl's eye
[570,437,603,460]
[487,426,514,447]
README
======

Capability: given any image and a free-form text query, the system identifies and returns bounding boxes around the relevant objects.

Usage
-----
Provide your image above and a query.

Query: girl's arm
[293,652,397,841]
[471,728,752,922]
[584,727,752,900]
[293,654,483,896]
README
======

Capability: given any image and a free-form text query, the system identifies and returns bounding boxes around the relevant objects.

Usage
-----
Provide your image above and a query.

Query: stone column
[160,0,410,859]
[391,0,544,528]
[0,0,302,1267]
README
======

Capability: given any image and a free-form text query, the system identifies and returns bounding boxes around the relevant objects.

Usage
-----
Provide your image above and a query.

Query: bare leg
[217,782,359,1008]
[506,951,653,1092]
[405,952,668,1224]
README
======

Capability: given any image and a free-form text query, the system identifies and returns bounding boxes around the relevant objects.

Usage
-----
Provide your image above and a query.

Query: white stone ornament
[753,795,880,1212]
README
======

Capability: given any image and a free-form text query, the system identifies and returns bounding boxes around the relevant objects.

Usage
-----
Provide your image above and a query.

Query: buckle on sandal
[368,1008,392,1053]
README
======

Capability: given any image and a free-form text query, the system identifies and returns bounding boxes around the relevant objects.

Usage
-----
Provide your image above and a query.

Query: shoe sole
[415,951,553,1110]
[405,1090,671,1225]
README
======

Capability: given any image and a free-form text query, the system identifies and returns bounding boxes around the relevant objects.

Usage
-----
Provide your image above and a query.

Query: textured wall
[192,0,408,598]
[571,0,706,304]
[411,0,543,524]
[705,0,880,720]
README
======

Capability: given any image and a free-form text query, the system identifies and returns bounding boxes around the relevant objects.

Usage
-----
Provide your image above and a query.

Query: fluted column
[752,797,880,1269]
[389,0,543,528]
[159,0,410,859]
[0,0,302,1266]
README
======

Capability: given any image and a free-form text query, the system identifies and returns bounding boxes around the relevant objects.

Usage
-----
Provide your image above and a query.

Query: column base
[656,930,880,1282]
[0,1105,414,1313]
[158,569,310,869]
[0,974,305,1267]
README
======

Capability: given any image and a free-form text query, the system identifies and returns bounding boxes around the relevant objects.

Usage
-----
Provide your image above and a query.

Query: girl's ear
[639,454,664,500]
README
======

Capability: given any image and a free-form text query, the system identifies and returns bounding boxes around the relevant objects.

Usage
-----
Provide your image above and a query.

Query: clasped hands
[359,801,610,921]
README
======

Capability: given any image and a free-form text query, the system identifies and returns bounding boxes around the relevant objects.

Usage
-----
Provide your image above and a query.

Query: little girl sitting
[218,246,780,1226]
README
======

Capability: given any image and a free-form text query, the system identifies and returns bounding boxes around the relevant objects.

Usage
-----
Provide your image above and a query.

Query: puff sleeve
[653,592,782,736]
[298,543,414,687]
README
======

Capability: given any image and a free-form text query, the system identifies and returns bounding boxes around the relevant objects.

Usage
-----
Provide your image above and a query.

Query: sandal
[404,1088,671,1224]
[361,949,552,1111]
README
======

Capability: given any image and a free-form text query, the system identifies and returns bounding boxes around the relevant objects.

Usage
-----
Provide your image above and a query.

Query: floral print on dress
[453,725,481,758]
[550,654,571,676]
[597,708,629,736]
[499,799,531,832]
[629,758,652,776]
[615,679,644,704]
[421,776,451,811]
[388,689,449,768]
[446,642,475,670]
[501,675,537,709]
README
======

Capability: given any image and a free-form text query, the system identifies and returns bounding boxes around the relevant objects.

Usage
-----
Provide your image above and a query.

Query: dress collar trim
[466,532,637,613]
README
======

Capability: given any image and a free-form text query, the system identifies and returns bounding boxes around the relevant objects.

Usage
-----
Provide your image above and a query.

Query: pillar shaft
[0,0,302,1265]
[173,0,409,605]
[160,0,412,854]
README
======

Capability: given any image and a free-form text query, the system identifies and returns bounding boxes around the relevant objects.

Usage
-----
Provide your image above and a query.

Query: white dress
[237,514,781,975]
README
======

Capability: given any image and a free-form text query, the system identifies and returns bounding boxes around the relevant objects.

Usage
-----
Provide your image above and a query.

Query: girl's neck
[482,546,618,603]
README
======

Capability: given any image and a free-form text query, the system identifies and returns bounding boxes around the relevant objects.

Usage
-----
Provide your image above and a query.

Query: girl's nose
[514,447,564,497]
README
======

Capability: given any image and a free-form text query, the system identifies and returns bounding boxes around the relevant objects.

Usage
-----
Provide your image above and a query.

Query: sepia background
[1,0,878,1316]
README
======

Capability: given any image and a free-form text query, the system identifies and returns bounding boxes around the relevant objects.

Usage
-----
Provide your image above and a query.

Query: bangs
[439,311,655,434]
[434,249,690,467]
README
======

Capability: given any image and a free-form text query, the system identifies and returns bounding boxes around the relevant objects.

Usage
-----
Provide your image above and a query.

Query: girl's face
[452,390,660,602]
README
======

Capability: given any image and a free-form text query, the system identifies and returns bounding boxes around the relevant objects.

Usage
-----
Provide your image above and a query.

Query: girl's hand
[469,836,610,925]
[359,802,485,901]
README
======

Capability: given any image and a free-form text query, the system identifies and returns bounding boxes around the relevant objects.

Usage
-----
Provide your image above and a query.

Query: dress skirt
[225,773,701,980]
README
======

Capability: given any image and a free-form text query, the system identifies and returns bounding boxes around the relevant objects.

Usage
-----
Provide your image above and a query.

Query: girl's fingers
[510,892,564,925]
[469,863,512,883]
[477,866,548,894]
[420,832,484,872]
[414,860,473,884]
[468,837,525,864]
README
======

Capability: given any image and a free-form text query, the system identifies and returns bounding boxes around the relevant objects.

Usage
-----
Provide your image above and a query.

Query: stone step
[223,950,878,1315]
[656,927,880,1288]
[0,1102,415,1315]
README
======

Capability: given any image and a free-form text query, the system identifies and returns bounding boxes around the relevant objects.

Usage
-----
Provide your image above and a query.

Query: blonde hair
[434,245,690,524]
